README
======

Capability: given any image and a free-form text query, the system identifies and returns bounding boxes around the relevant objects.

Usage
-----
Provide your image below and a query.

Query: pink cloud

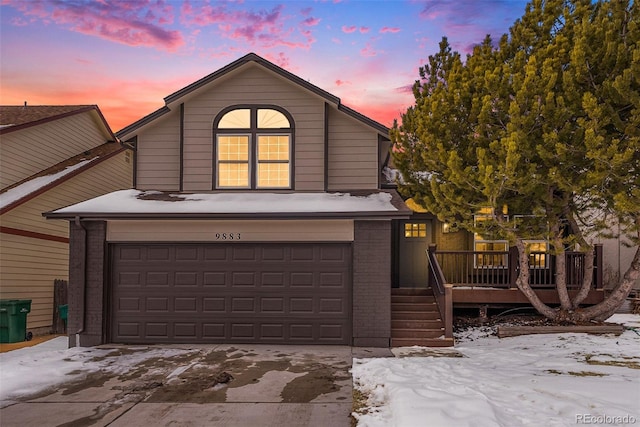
[360,43,379,57]
[181,2,315,50]
[335,79,351,86]
[3,0,184,52]
[359,27,370,34]
[342,25,357,34]
[264,52,292,69]
[380,26,401,34]
[302,17,321,27]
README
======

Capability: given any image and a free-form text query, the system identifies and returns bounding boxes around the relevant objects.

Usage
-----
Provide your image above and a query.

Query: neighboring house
[0,105,133,336]
[45,53,413,348]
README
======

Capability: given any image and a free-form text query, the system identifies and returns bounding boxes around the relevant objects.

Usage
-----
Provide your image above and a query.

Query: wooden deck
[451,287,605,306]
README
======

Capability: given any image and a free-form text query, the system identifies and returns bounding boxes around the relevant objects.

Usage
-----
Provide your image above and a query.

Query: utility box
[0,300,32,343]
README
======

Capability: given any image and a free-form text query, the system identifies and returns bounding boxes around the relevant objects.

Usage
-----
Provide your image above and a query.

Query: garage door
[109,243,352,344]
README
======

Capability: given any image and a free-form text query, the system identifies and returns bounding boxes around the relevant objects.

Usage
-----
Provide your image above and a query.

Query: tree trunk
[574,245,640,322]
[514,238,557,319]
[571,248,595,309]
[553,237,572,311]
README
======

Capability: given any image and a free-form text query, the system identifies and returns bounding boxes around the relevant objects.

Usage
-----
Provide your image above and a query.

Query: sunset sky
[1,0,529,133]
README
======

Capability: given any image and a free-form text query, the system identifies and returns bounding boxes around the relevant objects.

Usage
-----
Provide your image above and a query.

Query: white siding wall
[0,111,109,189]
[0,151,133,330]
[182,64,326,191]
[135,111,181,191]
[327,108,379,190]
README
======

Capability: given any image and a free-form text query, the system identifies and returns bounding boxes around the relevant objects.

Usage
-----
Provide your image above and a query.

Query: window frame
[213,105,294,190]
[473,213,509,268]
[215,133,251,189]
[513,214,549,268]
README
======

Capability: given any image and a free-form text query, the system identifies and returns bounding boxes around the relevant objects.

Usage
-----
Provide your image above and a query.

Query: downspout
[74,216,87,346]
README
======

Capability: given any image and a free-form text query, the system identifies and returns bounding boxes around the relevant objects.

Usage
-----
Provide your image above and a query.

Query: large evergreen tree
[392,0,639,322]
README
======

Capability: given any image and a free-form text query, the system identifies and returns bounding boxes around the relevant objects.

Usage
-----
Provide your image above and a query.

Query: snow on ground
[0,338,195,402]
[1,315,639,427]
[353,314,640,427]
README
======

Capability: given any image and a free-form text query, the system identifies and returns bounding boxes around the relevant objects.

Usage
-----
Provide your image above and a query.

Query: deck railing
[426,245,453,339]
[431,244,603,289]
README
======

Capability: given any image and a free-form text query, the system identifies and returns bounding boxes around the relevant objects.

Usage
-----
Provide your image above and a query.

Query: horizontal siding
[0,233,68,330]
[182,64,325,191]
[136,111,181,190]
[1,111,109,189]
[1,152,133,237]
[107,219,354,242]
[328,108,378,190]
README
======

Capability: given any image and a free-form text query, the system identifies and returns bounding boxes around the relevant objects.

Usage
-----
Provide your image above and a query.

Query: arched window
[213,106,293,189]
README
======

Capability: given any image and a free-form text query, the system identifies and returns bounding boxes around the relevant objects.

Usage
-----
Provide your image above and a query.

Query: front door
[398,220,432,287]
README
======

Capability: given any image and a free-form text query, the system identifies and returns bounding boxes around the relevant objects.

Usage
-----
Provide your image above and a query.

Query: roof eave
[43,210,411,221]
[115,106,171,140]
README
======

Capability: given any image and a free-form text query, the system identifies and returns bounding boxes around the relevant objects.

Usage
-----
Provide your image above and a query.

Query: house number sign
[215,233,241,240]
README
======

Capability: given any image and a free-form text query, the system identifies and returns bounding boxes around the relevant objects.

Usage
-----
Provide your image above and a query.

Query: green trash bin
[59,304,68,328]
[0,299,32,343]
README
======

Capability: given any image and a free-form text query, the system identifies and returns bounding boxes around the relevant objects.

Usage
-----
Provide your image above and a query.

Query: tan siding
[0,233,68,330]
[327,108,379,190]
[107,220,354,242]
[181,64,325,191]
[0,152,132,331]
[1,111,109,189]
[136,111,181,190]
[1,152,132,237]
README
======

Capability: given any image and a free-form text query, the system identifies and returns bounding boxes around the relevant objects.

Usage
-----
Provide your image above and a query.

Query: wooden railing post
[508,246,519,288]
[594,244,603,289]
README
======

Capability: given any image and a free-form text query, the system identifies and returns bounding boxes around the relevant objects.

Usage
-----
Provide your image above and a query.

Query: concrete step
[391,328,445,339]
[391,337,455,347]
[391,295,436,304]
[391,319,444,329]
[391,311,441,320]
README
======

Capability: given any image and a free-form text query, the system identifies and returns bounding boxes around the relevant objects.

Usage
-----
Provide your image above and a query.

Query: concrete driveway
[1,344,388,427]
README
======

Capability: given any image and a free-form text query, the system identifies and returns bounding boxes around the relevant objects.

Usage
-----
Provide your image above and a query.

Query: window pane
[404,223,427,238]
[258,109,290,128]
[257,163,289,188]
[218,109,250,128]
[474,241,508,267]
[218,136,249,161]
[218,163,249,187]
[258,135,289,161]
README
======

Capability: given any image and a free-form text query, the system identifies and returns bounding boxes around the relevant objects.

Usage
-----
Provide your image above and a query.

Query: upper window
[214,106,293,189]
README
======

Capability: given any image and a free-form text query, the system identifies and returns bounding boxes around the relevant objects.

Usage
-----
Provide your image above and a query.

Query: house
[45,53,416,348]
[0,105,133,336]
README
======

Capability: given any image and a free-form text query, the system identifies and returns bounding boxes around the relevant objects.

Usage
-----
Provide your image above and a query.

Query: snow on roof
[49,189,400,216]
[0,160,94,210]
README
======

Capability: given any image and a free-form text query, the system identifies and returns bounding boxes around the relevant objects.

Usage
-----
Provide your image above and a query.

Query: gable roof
[0,105,115,139]
[0,142,129,215]
[117,52,389,139]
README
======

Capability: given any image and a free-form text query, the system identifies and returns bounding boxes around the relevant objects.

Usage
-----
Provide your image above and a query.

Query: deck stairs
[391,288,454,347]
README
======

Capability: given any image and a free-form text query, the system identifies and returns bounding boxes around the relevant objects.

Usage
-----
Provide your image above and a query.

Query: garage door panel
[110,243,351,344]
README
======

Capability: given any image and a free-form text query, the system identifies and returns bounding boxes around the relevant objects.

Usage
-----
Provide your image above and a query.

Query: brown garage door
[110,243,352,344]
